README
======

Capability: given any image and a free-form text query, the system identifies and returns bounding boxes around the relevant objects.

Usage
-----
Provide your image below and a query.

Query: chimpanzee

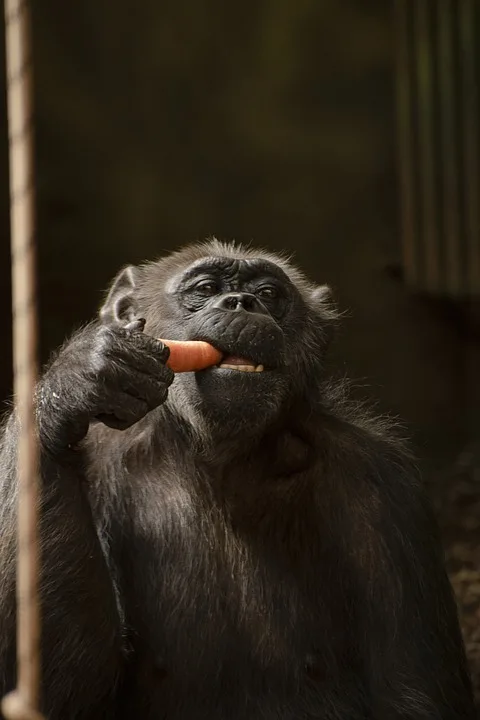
[0,240,476,719]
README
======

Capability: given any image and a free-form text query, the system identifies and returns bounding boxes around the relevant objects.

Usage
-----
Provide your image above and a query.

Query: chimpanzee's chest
[119,471,353,693]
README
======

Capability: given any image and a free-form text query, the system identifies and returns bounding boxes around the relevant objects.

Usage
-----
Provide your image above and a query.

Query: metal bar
[1,0,44,718]
[414,0,440,292]
[438,0,461,296]
[460,0,480,295]
[394,0,418,287]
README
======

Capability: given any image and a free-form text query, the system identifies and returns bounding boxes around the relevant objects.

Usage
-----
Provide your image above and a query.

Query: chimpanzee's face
[134,245,335,436]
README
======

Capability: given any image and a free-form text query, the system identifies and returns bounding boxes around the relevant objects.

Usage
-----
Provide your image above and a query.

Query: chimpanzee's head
[100,239,337,436]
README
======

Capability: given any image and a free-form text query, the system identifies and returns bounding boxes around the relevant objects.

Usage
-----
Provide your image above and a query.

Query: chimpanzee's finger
[95,393,150,431]
[108,333,171,374]
[116,366,172,410]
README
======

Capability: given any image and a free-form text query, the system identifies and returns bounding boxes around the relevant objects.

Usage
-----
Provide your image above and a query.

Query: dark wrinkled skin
[0,240,475,719]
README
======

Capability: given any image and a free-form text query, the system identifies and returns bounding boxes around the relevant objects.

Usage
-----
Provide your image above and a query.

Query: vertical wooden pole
[1,0,44,718]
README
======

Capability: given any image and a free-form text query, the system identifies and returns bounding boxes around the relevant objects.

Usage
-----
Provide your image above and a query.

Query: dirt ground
[430,445,480,708]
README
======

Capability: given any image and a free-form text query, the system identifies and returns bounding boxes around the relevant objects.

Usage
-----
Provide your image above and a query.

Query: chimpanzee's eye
[194,280,219,296]
[257,285,278,300]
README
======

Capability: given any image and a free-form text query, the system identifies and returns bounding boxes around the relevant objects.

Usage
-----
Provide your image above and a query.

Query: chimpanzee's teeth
[218,363,264,373]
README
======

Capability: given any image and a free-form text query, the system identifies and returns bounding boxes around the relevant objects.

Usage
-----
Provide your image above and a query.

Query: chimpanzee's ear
[310,284,334,308]
[99,265,142,325]
[309,284,339,346]
[309,284,339,320]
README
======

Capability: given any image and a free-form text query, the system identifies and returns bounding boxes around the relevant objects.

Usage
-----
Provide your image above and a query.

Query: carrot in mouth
[158,339,223,373]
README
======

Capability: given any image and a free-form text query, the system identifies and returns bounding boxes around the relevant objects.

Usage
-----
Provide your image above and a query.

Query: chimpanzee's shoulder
[313,376,418,480]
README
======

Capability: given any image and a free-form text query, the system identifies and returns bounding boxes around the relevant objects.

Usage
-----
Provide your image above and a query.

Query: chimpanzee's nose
[213,292,263,313]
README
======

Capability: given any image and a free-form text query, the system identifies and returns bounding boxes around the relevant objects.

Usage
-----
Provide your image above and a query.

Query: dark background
[1,0,480,701]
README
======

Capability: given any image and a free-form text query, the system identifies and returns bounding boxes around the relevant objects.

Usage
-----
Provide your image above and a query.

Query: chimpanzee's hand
[37,319,174,453]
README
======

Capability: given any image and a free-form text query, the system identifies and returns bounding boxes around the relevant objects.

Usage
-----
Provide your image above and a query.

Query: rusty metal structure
[395,0,480,299]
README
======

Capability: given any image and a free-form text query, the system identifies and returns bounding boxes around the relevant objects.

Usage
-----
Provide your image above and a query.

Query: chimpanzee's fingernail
[125,318,146,332]
[156,341,170,362]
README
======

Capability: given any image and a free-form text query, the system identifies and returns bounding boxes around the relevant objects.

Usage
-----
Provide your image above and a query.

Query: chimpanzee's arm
[350,447,476,719]
[0,414,123,718]
[0,320,173,718]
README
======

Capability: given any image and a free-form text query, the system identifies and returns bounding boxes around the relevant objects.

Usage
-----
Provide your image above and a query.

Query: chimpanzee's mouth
[191,312,283,374]
[217,354,264,373]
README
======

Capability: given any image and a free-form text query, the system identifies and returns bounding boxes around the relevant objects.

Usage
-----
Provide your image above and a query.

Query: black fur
[0,240,475,718]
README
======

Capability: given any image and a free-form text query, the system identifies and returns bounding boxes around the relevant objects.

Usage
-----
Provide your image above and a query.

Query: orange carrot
[158,339,223,373]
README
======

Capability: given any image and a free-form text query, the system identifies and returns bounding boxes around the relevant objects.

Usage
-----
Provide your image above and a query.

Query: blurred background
[1,0,480,703]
